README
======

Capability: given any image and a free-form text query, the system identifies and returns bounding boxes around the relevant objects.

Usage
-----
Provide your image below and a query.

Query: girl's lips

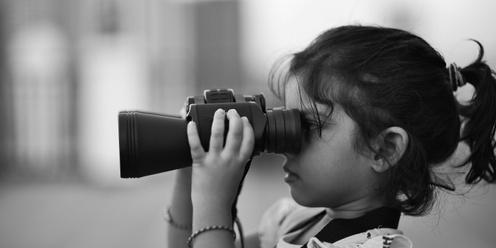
[283,166,299,183]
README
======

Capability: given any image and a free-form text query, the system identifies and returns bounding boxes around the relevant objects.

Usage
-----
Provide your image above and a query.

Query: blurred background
[0,0,495,247]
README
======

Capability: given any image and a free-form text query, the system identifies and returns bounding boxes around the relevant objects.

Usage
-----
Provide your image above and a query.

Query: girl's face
[283,81,381,211]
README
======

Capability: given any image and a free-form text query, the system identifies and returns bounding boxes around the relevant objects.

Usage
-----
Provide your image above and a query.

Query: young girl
[165,25,496,248]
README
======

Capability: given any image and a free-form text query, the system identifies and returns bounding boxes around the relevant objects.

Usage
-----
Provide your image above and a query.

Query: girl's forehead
[284,79,341,121]
[284,79,325,112]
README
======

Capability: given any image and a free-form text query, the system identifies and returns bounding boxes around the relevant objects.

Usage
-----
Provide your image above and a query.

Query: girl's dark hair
[269,25,496,216]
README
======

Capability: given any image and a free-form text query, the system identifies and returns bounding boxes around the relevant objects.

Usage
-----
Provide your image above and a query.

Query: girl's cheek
[298,137,317,155]
[302,130,321,143]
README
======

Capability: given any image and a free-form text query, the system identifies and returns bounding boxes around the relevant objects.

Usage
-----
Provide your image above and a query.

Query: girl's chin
[288,186,316,207]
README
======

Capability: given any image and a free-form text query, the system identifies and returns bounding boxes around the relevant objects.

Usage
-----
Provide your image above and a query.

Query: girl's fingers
[224,109,244,155]
[187,121,206,163]
[190,108,255,166]
[208,109,226,153]
[239,117,255,159]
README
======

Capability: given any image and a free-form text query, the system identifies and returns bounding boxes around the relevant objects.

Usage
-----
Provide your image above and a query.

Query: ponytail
[456,40,496,183]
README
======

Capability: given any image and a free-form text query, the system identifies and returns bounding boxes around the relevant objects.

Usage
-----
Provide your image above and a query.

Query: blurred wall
[2,0,79,180]
[0,0,9,177]
[0,0,244,184]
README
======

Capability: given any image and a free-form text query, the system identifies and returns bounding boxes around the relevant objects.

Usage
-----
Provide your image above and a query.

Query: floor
[1,154,495,248]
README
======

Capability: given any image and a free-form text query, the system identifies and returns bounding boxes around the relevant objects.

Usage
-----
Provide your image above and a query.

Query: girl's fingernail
[217,108,225,114]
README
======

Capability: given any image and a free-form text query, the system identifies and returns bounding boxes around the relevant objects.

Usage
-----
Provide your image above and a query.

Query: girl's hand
[187,108,255,209]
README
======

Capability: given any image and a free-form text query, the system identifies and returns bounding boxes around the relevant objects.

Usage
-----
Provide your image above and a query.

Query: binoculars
[118,89,302,178]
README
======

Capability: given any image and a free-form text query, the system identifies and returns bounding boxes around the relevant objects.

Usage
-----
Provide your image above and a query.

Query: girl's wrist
[192,194,233,212]
[192,203,232,227]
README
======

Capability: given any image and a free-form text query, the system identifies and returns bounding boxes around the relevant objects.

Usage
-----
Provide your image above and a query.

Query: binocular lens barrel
[265,109,301,154]
[119,111,192,178]
[118,109,301,178]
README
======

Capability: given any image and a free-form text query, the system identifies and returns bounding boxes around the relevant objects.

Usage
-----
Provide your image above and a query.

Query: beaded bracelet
[187,225,236,248]
[163,207,192,230]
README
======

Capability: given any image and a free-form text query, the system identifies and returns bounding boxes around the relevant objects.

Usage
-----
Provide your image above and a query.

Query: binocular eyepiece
[118,89,302,178]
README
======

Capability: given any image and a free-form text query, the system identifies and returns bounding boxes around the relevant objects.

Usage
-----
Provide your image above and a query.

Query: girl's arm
[166,168,193,248]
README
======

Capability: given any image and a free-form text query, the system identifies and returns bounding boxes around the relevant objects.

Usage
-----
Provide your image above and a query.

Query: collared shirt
[258,198,413,248]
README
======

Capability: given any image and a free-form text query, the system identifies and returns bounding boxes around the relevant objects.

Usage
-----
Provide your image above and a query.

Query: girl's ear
[371,127,409,173]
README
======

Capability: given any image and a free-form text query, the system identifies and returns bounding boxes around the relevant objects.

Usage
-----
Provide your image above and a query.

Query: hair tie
[448,63,466,91]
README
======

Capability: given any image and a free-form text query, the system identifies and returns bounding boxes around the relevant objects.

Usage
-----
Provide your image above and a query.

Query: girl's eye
[301,116,321,136]
[301,117,317,130]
